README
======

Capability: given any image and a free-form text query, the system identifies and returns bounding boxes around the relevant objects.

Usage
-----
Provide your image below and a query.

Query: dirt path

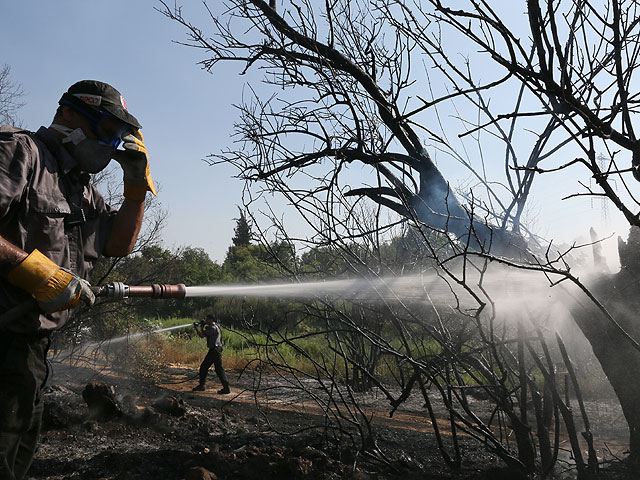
[158,365,630,452]
[160,372,448,435]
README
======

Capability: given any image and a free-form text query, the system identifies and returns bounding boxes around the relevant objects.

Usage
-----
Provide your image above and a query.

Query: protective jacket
[0,126,116,335]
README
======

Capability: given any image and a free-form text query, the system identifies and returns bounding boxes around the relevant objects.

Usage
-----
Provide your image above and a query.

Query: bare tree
[415,0,640,466]
[229,199,607,476]
[160,0,640,475]
[0,64,25,126]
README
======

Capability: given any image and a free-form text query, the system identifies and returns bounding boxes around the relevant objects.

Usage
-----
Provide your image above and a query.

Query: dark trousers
[198,347,228,387]
[0,335,49,480]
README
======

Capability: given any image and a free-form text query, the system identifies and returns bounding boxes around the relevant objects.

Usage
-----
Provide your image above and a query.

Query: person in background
[192,313,231,394]
[0,80,156,480]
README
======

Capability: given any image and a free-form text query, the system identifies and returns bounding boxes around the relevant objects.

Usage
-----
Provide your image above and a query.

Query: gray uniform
[0,126,116,480]
[0,126,116,335]
[204,322,223,350]
[197,322,229,389]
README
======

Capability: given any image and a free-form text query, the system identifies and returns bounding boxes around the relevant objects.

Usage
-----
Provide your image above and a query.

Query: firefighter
[192,314,231,394]
[0,80,155,480]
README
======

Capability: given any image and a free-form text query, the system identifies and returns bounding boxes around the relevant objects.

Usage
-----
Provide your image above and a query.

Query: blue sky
[2,1,632,267]
[2,1,246,262]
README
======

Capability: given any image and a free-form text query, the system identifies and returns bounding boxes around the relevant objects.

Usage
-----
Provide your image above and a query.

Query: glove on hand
[6,249,95,313]
[114,129,157,201]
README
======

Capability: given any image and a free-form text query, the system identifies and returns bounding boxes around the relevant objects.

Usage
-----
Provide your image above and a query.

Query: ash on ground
[27,363,638,480]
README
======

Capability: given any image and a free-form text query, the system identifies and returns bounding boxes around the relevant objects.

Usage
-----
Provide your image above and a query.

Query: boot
[192,384,206,392]
[217,383,230,394]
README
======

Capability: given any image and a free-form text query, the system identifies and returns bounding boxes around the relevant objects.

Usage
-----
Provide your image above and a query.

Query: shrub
[111,335,169,382]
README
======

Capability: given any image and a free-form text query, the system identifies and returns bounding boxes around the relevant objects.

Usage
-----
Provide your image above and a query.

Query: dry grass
[126,332,256,375]
[160,334,207,367]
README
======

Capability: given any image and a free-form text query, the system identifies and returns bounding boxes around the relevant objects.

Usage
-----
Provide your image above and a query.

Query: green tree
[176,246,222,287]
[173,246,222,317]
[225,211,293,282]
[223,244,274,282]
[232,208,252,247]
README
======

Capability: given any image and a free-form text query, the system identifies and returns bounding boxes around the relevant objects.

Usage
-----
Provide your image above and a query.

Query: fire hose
[92,282,187,301]
[0,283,187,329]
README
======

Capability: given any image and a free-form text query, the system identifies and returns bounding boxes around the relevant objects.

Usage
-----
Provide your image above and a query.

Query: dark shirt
[204,323,223,350]
[0,126,117,334]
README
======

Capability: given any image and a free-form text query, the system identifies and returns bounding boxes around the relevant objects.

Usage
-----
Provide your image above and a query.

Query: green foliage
[177,247,222,286]
[297,226,447,279]
[218,236,303,330]
[223,244,272,282]
[160,317,197,328]
[299,246,349,277]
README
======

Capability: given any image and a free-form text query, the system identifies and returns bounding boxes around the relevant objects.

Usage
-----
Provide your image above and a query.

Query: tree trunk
[572,227,640,463]
[411,156,531,261]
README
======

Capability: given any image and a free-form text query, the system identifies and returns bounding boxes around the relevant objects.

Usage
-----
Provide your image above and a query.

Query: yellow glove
[114,130,157,201]
[6,250,95,313]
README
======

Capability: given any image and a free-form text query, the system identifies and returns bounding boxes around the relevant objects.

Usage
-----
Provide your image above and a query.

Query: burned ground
[27,362,638,480]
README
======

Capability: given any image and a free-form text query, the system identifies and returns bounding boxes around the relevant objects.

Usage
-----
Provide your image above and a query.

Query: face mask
[50,123,114,173]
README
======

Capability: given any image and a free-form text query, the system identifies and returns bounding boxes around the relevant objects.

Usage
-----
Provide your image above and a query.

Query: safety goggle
[61,99,129,148]
[93,110,129,149]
